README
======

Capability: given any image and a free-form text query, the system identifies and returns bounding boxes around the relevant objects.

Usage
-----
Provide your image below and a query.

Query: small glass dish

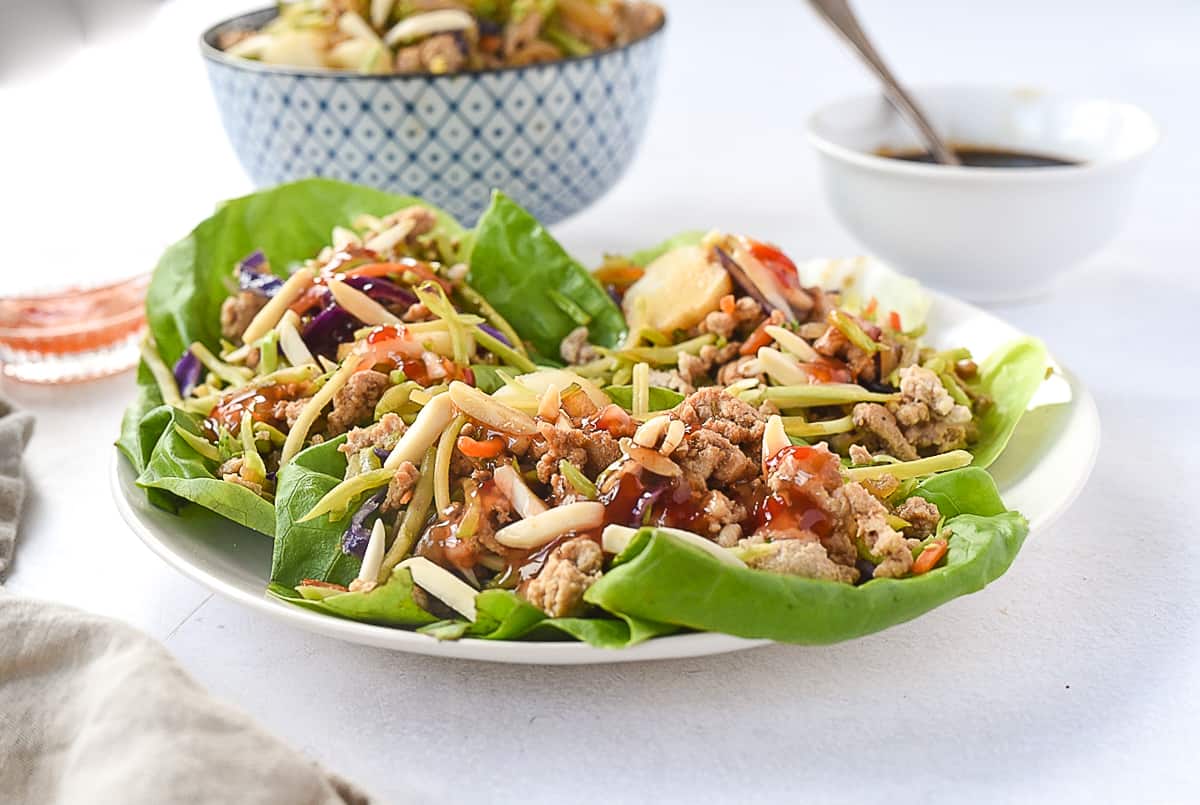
[0,274,149,384]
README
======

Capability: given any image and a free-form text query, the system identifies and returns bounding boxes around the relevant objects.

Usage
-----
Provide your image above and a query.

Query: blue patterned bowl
[201,8,664,224]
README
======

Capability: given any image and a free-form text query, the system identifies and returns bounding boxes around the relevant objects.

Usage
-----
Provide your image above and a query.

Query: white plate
[111,288,1100,665]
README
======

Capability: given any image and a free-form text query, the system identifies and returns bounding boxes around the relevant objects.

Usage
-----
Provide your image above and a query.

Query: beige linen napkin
[0,394,33,577]
[0,396,371,804]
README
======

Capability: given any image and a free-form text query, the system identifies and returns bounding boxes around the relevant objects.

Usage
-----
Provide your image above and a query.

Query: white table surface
[4,0,1198,802]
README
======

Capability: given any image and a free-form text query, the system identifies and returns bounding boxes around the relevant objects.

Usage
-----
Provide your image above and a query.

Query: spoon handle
[806,0,961,166]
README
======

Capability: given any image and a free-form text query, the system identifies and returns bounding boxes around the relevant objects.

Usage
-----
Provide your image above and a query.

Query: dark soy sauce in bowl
[878,146,1080,168]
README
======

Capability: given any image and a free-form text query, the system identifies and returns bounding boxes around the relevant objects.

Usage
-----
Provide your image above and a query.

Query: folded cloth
[0,394,34,578]
[0,395,371,804]
[0,594,370,805]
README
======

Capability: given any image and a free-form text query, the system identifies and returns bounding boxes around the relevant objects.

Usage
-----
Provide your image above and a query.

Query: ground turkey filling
[587,388,936,588]
[337,387,943,618]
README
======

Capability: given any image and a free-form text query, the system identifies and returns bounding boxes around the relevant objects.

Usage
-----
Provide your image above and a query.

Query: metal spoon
[806,0,961,166]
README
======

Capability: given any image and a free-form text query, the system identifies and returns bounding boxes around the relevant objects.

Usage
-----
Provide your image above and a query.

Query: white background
[3,1,1198,802]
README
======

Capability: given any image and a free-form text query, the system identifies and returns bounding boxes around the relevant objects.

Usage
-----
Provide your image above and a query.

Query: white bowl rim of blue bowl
[805,84,1160,182]
[200,5,667,80]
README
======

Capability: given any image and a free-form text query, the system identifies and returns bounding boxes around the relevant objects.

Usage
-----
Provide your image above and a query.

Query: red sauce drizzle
[600,472,651,527]
[802,356,853,384]
[204,383,295,438]
[751,445,844,538]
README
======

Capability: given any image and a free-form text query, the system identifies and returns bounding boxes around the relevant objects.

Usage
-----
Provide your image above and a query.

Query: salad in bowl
[119,179,1048,648]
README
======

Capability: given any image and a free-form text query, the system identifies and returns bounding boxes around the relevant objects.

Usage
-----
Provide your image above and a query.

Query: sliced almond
[448,381,537,436]
[384,392,454,469]
[493,465,548,519]
[660,419,686,456]
[277,310,317,367]
[331,226,361,251]
[352,519,386,590]
[364,217,416,254]
[327,277,402,327]
[600,524,744,567]
[765,325,819,362]
[398,557,477,621]
[621,438,682,477]
[242,267,315,345]
[632,414,670,448]
[762,414,789,467]
[757,347,809,386]
[494,501,605,550]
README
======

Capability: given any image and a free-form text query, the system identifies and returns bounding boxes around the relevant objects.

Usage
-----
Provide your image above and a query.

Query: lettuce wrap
[118,179,468,533]
[117,181,1052,649]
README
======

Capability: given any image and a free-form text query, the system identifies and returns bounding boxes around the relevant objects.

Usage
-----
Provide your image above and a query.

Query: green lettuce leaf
[584,469,1027,644]
[970,337,1051,468]
[911,466,1006,518]
[470,364,508,394]
[147,178,466,366]
[135,406,275,536]
[627,230,705,267]
[467,191,627,360]
[586,513,1026,644]
[420,589,677,649]
[116,362,164,474]
[118,178,464,532]
[603,384,685,411]
[267,567,437,628]
[271,436,364,588]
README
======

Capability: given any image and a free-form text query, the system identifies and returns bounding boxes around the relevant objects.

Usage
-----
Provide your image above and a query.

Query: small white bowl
[806,86,1159,301]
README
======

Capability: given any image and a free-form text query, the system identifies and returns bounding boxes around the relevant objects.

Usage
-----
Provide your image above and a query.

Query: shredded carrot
[912,539,948,575]
[457,435,505,459]
[888,311,902,331]
[337,262,408,278]
[402,262,453,293]
[739,320,774,356]
[289,285,327,315]
[719,294,736,316]
[864,297,878,318]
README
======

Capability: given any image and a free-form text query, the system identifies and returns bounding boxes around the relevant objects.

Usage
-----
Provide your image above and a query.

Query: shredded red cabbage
[237,251,284,296]
[342,275,418,308]
[342,490,387,557]
[476,323,511,347]
[301,303,360,360]
[172,351,202,397]
[300,277,422,359]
